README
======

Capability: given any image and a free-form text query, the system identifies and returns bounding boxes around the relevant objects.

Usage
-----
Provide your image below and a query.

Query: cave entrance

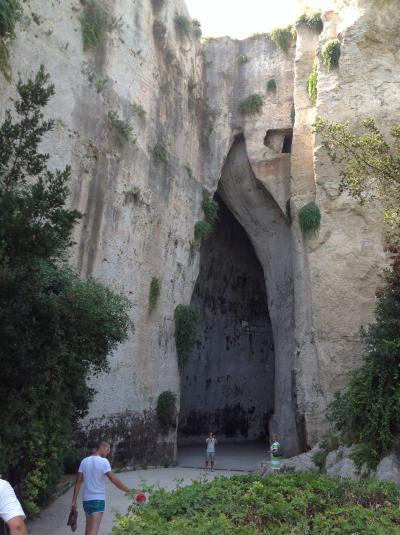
[178,194,275,449]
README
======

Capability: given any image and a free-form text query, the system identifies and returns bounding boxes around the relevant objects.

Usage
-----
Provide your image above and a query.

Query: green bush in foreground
[111,473,400,534]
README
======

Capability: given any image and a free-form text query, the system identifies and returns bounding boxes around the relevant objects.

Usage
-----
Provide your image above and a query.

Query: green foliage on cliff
[322,39,341,70]
[238,94,264,115]
[80,0,107,51]
[315,116,400,243]
[269,25,296,53]
[156,391,177,432]
[299,201,321,236]
[174,304,200,371]
[194,220,213,241]
[149,277,161,313]
[307,60,318,104]
[296,11,323,33]
[0,0,22,80]
[0,67,132,514]
[328,254,400,469]
[110,472,400,534]
[153,143,168,165]
[194,196,219,242]
[174,15,191,37]
[108,111,134,143]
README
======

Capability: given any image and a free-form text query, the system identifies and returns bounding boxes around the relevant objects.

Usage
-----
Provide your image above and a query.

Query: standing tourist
[0,479,28,534]
[205,432,217,471]
[270,434,282,474]
[71,441,132,535]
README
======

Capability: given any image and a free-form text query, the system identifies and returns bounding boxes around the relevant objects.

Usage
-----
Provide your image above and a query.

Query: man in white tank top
[71,441,132,535]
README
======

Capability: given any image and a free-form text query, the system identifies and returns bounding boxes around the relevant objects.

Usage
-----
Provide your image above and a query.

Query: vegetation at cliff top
[0,67,132,514]
[307,60,318,104]
[156,391,177,432]
[174,304,200,372]
[149,277,161,313]
[269,25,296,53]
[80,0,107,51]
[322,39,341,70]
[111,472,400,534]
[0,0,22,80]
[174,15,191,37]
[238,93,264,115]
[296,10,323,33]
[315,116,400,243]
[299,201,321,236]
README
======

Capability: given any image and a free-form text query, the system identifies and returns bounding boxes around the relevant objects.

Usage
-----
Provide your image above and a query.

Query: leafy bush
[174,15,191,37]
[238,94,264,115]
[299,201,321,236]
[312,432,340,472]
[174,304,200,371]
[153,143,168,165]
[149,277,161,313]
[0,0,22,80]
[269,25,296,53]
[80,0,107,52]
[108,111,134,143]
[111,472,400,534]
[153,18,166,42]
[328,254,400,469]
[322,39,341,70]
[132,102,146,120]
[192,19,202,38]
[267,78,276,94]
[296,11,323,32]
[307,60,318,104]
[156,391,177,432]
[0,66,132,514]
[194,220,212,241]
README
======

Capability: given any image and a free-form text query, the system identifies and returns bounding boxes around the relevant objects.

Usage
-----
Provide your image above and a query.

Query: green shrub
[125,186,141,202]
[322,39,341,70]
[194,220,212,241]
[188,77,197,92]
[156,391,177,432]
[80,0,107,52]
[307,60,318,104]
[0,66,132,514]
[174,304,200,371]
[132,102,146,120]
[0,0,22,81]
[328,255,400,469]
[202,196,218,225]
[149,277,161,313]
[267,78,277,94]
[107,111,134,143]
[153,143,167,165]
[174,15,191,37]
[312,432,340,472]
[299,201,321,236]
[296,11,323,32]
[238,93,264,115]
[192,19,202,38]
[269,25,296,53]
[153,18,166,42]
[111,472,400,534]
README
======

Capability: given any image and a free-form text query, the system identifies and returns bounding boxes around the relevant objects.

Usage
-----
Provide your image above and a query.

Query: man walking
[205,432,217,471]
[0,479,28,534]
[71,441,132,535]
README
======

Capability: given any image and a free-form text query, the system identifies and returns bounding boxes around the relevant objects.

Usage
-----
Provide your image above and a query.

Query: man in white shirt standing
[71,441,132,535]
[205,432,217,471]
[0,478,28,534]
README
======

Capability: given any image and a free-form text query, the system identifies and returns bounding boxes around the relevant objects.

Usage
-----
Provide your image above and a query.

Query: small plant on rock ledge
[156,391,177,432]
[322,39,341,71]
[174,304,200,371]
[299,201,321,236]
[238,93,264,115]
[125,186,141,203]
[153,143,167,165]
[80,0,107,52]
[194,195,219,242]
[148,277,161,313]
[188,77,197,92]
[107,111,134,144]
[194,220,212,241]
[174,14,191,37]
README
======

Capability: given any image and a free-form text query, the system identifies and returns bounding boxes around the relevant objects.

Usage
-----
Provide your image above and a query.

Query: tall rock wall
[1,0,398,462]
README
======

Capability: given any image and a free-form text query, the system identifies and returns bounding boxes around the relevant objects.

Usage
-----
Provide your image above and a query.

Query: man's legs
[210,453,215,471]
[7,516,28,535]
[85,513,103,535]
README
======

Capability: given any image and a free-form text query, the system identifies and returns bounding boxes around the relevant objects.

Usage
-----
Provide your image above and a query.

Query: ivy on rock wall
[0,67,132,514]
[174,304,200,372]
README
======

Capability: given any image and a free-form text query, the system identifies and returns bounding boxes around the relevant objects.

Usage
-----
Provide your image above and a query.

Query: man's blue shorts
[83,500,105,515]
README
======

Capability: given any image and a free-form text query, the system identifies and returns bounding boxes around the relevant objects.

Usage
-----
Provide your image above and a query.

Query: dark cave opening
[178,194,275,444]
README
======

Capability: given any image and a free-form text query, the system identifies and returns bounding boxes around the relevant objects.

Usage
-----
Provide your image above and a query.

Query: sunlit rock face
[0,0,397,463]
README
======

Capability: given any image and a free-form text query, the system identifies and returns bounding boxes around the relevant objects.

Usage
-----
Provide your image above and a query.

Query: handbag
[67,505,78,532]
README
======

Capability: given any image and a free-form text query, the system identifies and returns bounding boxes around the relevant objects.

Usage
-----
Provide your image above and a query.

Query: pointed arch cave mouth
[178,193,275,444]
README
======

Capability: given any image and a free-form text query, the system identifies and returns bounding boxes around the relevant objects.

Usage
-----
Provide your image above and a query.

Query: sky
[185,0,325,39]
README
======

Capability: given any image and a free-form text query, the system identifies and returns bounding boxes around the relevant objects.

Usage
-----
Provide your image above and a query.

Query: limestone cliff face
[0,0,398,463]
